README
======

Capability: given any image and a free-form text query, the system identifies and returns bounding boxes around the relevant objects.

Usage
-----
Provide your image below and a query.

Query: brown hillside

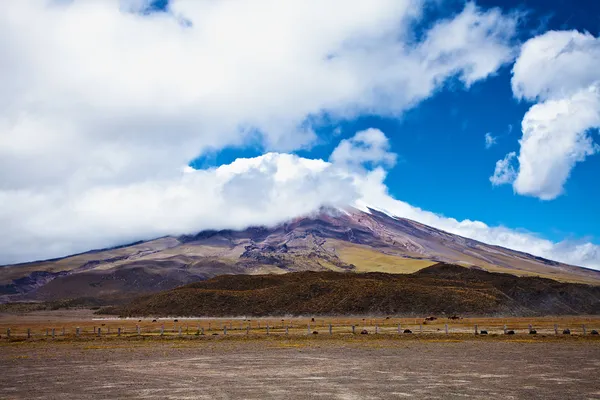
[116,263,600,317]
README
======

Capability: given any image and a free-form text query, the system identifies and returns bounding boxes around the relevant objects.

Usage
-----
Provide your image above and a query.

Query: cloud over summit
[0,1,598,269]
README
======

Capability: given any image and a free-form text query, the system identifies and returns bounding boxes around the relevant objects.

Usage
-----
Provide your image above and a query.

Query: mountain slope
[113,263,600,317]
[1,207,599,303]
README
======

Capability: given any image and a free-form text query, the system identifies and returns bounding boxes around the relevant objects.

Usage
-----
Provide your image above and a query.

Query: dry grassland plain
[1,310,600,399]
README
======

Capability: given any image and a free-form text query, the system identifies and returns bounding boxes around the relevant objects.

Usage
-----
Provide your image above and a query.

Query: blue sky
[1,0,599,267]
[186,0,600,243]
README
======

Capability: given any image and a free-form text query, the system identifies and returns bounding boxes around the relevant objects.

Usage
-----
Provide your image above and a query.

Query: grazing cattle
[311,318,315,322]
[480,330,488,335]
[590,330,599,335]
[425,317,437,321]
[563,329,571,335]
[138,320,141,322]
[212,333,219,336]
[529,330,537,335]
[312,331,319,335]
[448,315,461,320]
[174,319,178,323]
[403,329,412,334]
[506,330,515,335]
[360,329,369,335]
[152,319,157,323]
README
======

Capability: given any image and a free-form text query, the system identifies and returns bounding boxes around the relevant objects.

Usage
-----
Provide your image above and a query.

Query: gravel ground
[1,338,599,399]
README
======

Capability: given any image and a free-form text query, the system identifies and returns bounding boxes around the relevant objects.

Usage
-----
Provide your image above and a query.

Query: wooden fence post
[475,324,478,335]
[554,324,558,335]
[76,327,80,338]
[583,324,587,335]
[224,326,227,335]
[285,327,289,335]
[503,325,507,334]
[397,324,401,334]
[6,328,10,338]
[420,324,423,334]
[62,327,65,336]
[352,325,356,334]
[445,324,448,335]
[179,327,182,337]
[52,328,55,339]
[329,324,332,335]
[266,324,269,335]
[375,325,379,334]
[118,327,121,337]
[97,328,101,337]
[27,328,31,339]
[160,325,164,336]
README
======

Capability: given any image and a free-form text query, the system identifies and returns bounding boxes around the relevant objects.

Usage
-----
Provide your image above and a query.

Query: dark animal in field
[152,319,157,322]
[563,329,571,335]
[529,330,537,335]
[212,333,218,336]
[311,318,315,322]
[506,330,515,335]
[312,331,319,335]
[591,330,599,335]
[425,316,437,321]
[403,329,412,334]
[448,315,461,320]
[480,330,488,335]
[360,329,369,335]
[173,319,178,322]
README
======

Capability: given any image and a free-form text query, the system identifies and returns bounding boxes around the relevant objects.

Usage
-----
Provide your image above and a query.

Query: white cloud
[0,1,517,192]
[489,151,517,186]
[0,0,522,263]
[0,2,597,271]
[330,128,397,169]
[493,30,600,199]
[2,131,599,269]
[484,132,497,149]
[513,86,600,199]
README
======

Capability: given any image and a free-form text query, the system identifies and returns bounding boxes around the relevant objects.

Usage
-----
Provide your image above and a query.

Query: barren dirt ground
[1,337,600,399]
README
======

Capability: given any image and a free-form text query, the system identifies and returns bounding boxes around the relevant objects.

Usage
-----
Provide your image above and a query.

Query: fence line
[2,321,598,340]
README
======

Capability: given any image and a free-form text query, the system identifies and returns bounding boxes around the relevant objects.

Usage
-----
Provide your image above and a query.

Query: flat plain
[1,311,600,399]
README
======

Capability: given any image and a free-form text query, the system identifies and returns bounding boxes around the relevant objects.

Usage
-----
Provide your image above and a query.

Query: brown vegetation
[112,263,600,317]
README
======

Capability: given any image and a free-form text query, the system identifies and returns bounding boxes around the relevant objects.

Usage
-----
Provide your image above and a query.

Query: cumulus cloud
[0,0,521,262]
[0,2,598,270]
[2,130,599,269]
[493,30,600,199]
[484,132,497,149]
[330,128,397,169]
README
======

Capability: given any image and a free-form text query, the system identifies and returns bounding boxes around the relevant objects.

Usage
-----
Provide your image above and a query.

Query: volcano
[1,206,599,305]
